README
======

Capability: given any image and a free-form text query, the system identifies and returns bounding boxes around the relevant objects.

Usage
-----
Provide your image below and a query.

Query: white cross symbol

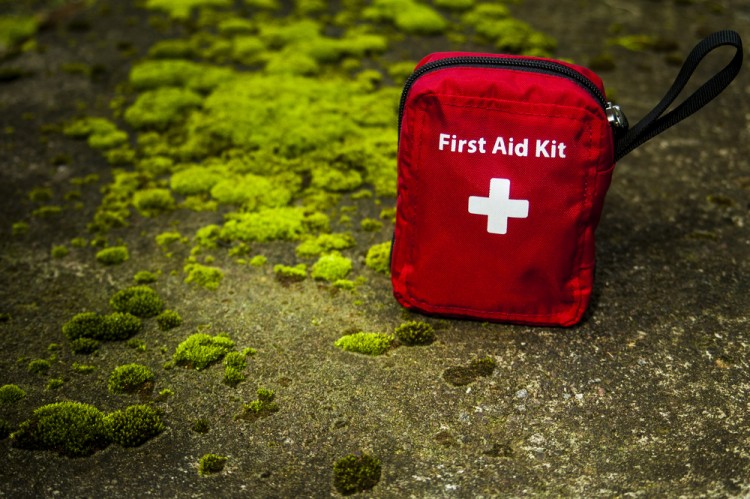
[468,178,529,234]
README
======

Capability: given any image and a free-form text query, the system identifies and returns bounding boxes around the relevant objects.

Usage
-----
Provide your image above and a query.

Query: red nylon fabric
[391,53,615,326]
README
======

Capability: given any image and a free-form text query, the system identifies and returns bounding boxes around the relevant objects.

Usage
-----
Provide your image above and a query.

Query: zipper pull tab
[605,102,629,134]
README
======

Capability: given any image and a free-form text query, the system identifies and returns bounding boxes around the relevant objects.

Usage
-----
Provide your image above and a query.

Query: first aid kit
[391,30,743,326]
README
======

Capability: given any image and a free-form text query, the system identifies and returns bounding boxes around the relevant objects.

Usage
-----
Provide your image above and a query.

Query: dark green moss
[395,320,435,346]
[27,359,51,375]
[0,419,12,440]
[173,333,235,370]
[70,337,100,354]
[0,384,26,404]
[127,338,147,352]
[192,418,210,434]
[46,378,64,390]
[104,405,164,447]
[156,309,182,331]
[10,402,109,457]
[110,286,164,318]
[235,388,279,422]
[198,453,228,476]
[51,245,70,259]
[108,363,155,394]
[332,453,382,495]
[71,362,97,374]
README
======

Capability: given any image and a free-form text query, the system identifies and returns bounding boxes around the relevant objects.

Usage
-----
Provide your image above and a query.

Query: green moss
[63,117,128,150]
[130,59,235,92]
[249,255,267,267]
[608,34,675,52]
[51,245,69,259]
[11,402,108,457]
[155,230,184,247]
[71,362,97,374]
[70,337,100,354]
[395,320,435,346]
[223,351,247,386]
[110,286,165,318]
[127,338,147,352]
[0,15,38,50]
[46,378,64,390]
[332,453,382,495]
[173,333,235,370]
[434,0,474,10]
[170,166,224,195]
[12,221,29,236]
[364,0,446,35]
[462,6,555,56]
[70,237,88,248]
[360,218,383,232]
[148,39,195,59]
[124,87,203,130]
[29,187,53,202]
[104,405,164,447]
[211,174,292,209]
[108,363,155,394]
[96,245,130,265]
[192,418,210,433]
[32,205,63,218]
[27,359,51,375]
[0,384,25,404]
[145,0,233,21]
[333,279,355,290]
[334,332,394,356]
[134,270,158,284]
[232,35,266,65]
[235,388,279,421]
[310,252,352,282]
[156,309,183,330]
[365,241,391,275]
[63,312,142,341]
[183,263,224,290]
[198,453,228,475]
[245,0,279,9]
[296,233,355,258]
[221,207,307,242]
[311,166,362,192]
[273,264,307,283]
[132,188,175,217]
[194,224,222,248]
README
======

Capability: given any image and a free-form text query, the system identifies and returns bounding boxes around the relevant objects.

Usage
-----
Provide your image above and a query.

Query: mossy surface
[311,252,352,282]
[0,384,26,404]
[334,332,394,356]
[96,246,130,265]
[173,333,235,370]
[108,363,155,394]
[198,453,228,475]
[156,309,182,330]
[395,321,435,346]
[104,405,164,447]
[235,387,279,422]
[332,453,382,495]
[110,287,165,318]
[365,241,391,274]
[183,263,224,290]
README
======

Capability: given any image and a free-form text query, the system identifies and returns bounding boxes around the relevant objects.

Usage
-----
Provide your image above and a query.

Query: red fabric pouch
[391,31,742,326]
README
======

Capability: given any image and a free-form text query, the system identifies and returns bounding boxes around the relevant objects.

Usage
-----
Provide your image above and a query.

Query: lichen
[332,453,382,495]
[198,453,228,475]
[96,245,130,265]
[108,364,155,394]
[395,320,435,346]
[156,309,183,330]
[109,286,165,318]
[334,332,394,356]
[311,252,352,282]
[365,241,391,275]
[183,263,224,290]
[173,333,235,370]
[0,384,25,404]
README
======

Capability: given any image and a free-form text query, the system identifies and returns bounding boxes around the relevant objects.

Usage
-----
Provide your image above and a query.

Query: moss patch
[0,384,25,404]
[96,246,130,265]
[332,453,382,495]
[311,252,352,282]
[173,333,235,370]
[183,263,224,290]
[109,286,165,318]
[198,453,228,475]
[104,405,165,447]
[365,241,391,274]
[395,320,435,346]
[156,309,183,330]
[334,332,394,356]
[108,364,155,394]
[234,387,279,422]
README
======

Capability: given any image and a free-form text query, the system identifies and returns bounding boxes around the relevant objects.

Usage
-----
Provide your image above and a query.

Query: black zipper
[397,56,609,132]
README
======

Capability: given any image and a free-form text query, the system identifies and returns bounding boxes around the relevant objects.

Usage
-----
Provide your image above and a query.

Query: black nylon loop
[614,30,743,162]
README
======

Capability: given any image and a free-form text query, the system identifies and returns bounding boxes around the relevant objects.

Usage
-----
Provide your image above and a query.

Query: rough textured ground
[1,0,749,497]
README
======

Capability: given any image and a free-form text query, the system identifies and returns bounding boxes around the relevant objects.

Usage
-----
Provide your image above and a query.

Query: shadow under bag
[391,30,743,326]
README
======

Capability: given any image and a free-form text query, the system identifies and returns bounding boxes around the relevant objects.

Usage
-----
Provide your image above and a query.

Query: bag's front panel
[393,86,608,325]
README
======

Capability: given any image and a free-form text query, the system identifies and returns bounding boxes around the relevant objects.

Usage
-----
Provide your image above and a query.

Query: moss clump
[223,351,248,387]
[173,333,235,370]
[249,255,267,267]
[198,453,228,475]
[104,405,164,447]
[295,233,355,258]
[134,270,158,284]
[132,188,175,217]
[124,87,203,130]
[63,311,142,343]
[51,245,69,259]
[332,453,382,495]
[156,231,185,247]
[63,117,128,150]
[70,337,100,354]
[311,252,352,282]
[32,205,63,218]
[183,263,224,290]
[235,388,279,422]
[108,364,155,394]
[12,221,29,236]
[129,59,235,92]
[365,241,391,275]
[194,224,222,248]
[170,166,224,195]
[110,286,164,318]
[334,332,394,356]
[0,384,25,404]
[443,356,496,386]
[221,207,307,243]
[146,0,233,20]
[10,402,109,457]
[434,0,473,10]
[46,378,64,390]
[27,359,51,375]
[462,5,555,56]
[273,264,307,283]
[96,246,129,265]
[395,321,435,346]
[364,0,447,35]
[360,218,383,232]
[156,309,182,331]
[127,338,147,352]
[71,362,96,374]
[0,15,38,50]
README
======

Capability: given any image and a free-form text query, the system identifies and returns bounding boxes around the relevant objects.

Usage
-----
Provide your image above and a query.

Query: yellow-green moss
[127,338,147,352]
[134,270,158,284]
[170,166,224,195]
[360,218,383,232]
[28,187,53,202]
[311,252,352,282]
[183,263,224,290]
[96,245,130,265]
[155,230,184,247]
[364,0,447,35]
[108,363,155,394]
[70,337,100,354]
[129,59,235,92]
[109,286,165,318]
[365,241,391,274]
[0,15,38,50]
[234,387,279,421]
[46,378,64,390]
[273,264,307,283]
[132,188,176,217]
[145,0,233,21]
[124,87,203,130]
[198,453,228,475]
[173,333,235,370]
[51,245,69,259]
[221,207,307,242]
[63,117,128,150]
[12,221,29,236]
[0,384,25,404]
[71,362,97,374]
[249,255,267,267]
[27,359,51,375]
[395,320,435,346]
[222,351,247,386]
[156,309,183,330]
[104,404,164,447]
[332,453,382,495]
[334,332,394,356]
[295,233,355,258]
[63,312,143,341]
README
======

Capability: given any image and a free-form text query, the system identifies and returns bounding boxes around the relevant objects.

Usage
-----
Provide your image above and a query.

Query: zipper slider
[605,102,629,133]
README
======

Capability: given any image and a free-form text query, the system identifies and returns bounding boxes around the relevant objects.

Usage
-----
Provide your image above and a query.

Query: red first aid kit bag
[391,30,742,326]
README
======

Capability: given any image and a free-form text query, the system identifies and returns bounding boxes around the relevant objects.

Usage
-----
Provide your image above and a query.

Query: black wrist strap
[614,30,743,162]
